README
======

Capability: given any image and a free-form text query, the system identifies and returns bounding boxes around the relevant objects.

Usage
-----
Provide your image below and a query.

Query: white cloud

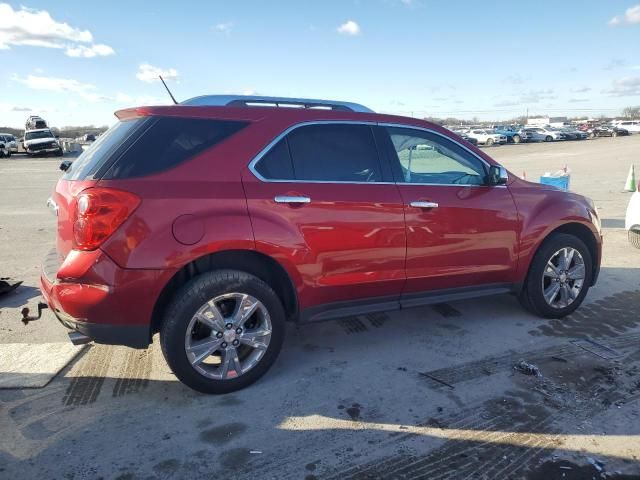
[213,22,233,35]
[337,20,361,36]
[520,89,556,103]
[568,98,589,103]
[572,86,591,93]
[13,74,110,102]
[0,3,114,57]
[136,63,179,83]
[605,76,640,96]
[493,99,520,107]
[65,43,114,58]
[609,4,640,25]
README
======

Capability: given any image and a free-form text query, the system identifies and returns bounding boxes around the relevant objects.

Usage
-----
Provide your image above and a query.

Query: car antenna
[159,75,178,105]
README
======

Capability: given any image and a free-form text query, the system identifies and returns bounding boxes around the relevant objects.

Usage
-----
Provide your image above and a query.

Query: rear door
[242,122,406,315]
[378,125,519,299]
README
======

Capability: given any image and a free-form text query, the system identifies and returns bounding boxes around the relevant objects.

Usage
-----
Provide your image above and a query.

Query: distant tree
[622,106,640,119]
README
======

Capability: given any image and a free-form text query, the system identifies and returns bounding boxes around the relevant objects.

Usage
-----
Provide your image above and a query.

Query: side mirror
[59,160,72,172]
[488,165,508,186]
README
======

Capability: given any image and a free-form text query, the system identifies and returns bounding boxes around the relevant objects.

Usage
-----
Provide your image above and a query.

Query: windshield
[25,130,54,140]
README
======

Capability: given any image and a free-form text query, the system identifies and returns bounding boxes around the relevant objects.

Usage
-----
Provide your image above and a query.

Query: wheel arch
[521,222,600,292]
[150,249,299,336]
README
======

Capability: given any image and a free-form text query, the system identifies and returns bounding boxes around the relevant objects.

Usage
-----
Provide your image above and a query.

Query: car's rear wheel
[545,135,553,142]
[519,233,592,318]
[160,270,285,394]
[612,131,618,138]
[485,138,494,146]
[512,134,521,144]
[629,229,640,249]
[589,132,596,139]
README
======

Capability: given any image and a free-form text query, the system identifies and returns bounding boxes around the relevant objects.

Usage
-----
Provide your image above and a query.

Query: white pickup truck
[23,129,63,156]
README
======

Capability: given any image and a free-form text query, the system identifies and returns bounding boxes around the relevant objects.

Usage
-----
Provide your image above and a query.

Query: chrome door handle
[274,195,311,204]
[410,201,439,209]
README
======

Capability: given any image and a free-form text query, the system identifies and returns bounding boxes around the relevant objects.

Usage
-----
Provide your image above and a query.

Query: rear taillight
[72,188,140,251]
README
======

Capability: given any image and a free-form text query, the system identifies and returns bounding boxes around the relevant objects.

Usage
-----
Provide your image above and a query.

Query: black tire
[56,148,64,157]
[630,229,640,249]
[160,270,285,394]
[518,233,592,319]
[589,132,596,139]
[486,138,494,146]
[512,134,521,144]
[545,135,553,142]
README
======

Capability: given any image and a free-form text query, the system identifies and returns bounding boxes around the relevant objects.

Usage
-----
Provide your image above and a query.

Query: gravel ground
[0,136,639,479]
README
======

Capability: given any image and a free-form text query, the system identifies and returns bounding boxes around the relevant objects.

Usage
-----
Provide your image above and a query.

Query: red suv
[41,95,602,393]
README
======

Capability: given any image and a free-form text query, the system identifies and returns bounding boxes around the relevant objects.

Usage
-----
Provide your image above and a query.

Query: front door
[378,125,520,297]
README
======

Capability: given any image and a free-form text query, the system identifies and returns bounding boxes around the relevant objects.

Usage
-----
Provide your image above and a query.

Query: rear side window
[253,124,382,182]
[104,117,248,179]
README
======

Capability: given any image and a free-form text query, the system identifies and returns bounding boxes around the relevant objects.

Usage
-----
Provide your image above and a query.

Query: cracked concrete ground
[1,136,639,479]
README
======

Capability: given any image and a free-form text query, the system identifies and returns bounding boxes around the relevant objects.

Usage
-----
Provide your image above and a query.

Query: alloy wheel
[184,293,272,380]
[541,247,586,309]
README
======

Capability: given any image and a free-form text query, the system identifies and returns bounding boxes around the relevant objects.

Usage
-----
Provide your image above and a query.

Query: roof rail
[180,95,374,113]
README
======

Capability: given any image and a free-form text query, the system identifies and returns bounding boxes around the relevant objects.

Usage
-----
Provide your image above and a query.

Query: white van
[614,120,640,133]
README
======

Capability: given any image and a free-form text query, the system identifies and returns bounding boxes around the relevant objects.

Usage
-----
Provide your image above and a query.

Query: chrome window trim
[248,120,507,188]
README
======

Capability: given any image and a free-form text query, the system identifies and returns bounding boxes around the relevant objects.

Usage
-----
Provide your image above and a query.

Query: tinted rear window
[104,117,248,179]
[64,119,143,180]
[287,124,382,182]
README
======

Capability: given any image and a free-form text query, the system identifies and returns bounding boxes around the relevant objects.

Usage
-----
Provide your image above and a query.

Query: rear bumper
[40,248,173,349]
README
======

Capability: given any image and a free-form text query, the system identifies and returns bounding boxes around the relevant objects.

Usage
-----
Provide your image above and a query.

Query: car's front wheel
[160,270,285,394]
[485,138,494,146]
[512,134,521,144]
[519,233,592,319]
[629,229,640,249]
[545,135,553,142]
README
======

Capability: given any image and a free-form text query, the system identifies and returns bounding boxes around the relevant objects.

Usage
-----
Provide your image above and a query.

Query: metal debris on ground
[586,457,605,472]
[513,359,542,377]
[571,339,623,360]
[418,371,455,389]
[0,277,22,295]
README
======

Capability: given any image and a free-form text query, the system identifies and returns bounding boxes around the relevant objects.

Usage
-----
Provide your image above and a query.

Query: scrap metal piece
[571,339,623,360]
[0,277,22,295]
[514,359,542,377]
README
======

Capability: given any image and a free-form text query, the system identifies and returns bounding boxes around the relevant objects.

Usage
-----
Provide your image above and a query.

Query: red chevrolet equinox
[41,95,602,393]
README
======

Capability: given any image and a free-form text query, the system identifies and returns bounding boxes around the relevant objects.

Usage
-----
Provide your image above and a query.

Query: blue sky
[1,1,639,128]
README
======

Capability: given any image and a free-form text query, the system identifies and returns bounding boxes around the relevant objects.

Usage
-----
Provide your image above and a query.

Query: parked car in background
[0,133,18,153]
[522,127,564,142]
[613,120,640,134]
[83,134,96,142]
[493,126,526,144]
[466,128,507,146]
[0,134,15,156]
[458,132,479,146]
[23,129,63,156]
[558,127,588,140]
[588,125,630,138]
[0,136,9,158]
[40,94,602,393]
[25,115,48,130]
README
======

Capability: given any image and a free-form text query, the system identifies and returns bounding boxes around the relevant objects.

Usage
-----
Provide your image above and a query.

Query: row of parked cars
[451,120,639,147]
[0,116,64,158]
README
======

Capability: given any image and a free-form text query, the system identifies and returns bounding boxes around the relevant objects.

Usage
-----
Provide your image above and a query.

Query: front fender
[510,181,600,282]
